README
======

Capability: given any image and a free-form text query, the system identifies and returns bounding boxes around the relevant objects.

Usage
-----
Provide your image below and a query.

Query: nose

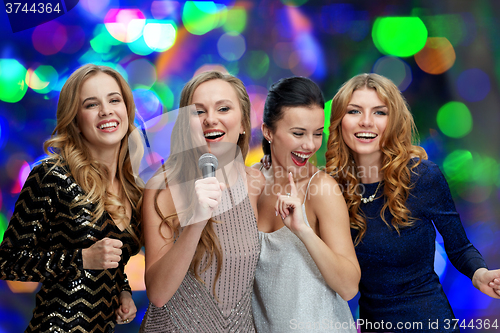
[301,135,316,151]
[99,103,113,117]
[359,112,373,127]
[203,110,219,126]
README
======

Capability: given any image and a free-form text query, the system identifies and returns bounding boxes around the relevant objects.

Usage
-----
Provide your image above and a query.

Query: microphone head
[198,153,219,171]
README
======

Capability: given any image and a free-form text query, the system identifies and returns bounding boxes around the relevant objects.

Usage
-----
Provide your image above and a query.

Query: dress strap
[302,170,322,205]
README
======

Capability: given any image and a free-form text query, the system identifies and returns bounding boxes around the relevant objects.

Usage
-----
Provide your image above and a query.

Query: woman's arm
[276,172,361,300]
[143,177,224,307]
[421,161,499,298]
[0,163,83,282]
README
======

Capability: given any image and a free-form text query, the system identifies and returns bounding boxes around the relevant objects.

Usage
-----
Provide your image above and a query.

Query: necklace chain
[360,181,383,204]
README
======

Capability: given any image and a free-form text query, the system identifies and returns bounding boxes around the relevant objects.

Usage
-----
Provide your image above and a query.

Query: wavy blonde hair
[44,64,142,245]
[325,73,427,245]
[152,71,251,293]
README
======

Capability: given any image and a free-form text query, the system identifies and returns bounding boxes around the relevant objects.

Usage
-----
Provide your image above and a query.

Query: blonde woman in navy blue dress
[325,73,500,332]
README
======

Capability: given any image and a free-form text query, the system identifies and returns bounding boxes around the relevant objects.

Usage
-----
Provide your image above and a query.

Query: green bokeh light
[436,101,472,138]
[90,25,122,54]
[182,1,224,35]
[372,17,428,57]
[246,51,269,80]
[152,82,175,111]
[0,213,8,243]
[324,99,332,136]
[471,155,499,187]
[280,0,308,6]
[0,59,28,103]
[223,7,247,33]
[443,150,473,183]
[31,65,59,94]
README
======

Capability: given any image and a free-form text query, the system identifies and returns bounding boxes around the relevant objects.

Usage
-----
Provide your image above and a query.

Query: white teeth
[292,152,310,159]
[99,122,117,129]
[204,131,224,137]
[355,132,376,139]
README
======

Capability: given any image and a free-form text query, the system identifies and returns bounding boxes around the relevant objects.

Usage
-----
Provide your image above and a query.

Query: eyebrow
[81,92,122,106]
[348,103,387,109]
[290,127,324,131]
[194,99,235,108]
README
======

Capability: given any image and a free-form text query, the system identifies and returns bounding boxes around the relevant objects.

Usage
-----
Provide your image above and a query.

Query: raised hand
[82,237,122,270]
[190,177,226,226]
[275,172,308,234]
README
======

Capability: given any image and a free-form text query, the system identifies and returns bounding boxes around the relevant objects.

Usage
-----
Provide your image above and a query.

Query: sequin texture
[0,160,141,333]
[140,175,260,332]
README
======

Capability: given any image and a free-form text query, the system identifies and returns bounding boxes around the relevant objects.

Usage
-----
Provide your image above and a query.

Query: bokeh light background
[1,0,500,332]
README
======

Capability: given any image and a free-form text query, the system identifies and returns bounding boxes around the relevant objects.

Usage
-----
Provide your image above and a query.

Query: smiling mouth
[99,122,118,130]
[291,151,311,166]
[204,131,225,140]
[355,132,377,140]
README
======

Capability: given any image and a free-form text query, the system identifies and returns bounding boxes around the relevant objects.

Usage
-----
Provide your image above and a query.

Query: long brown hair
[153,71,251,293]
[44,64,142,245]
[325,73,427,245]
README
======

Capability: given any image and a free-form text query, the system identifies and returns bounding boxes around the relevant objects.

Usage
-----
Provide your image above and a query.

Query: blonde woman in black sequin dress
[139,71,265,332]
[0,64,142,332]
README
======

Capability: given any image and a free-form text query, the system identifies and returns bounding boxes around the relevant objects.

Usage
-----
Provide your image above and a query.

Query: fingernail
[275,211,278,216]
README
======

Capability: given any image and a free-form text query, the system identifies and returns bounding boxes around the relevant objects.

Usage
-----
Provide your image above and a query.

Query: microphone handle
[201,165,216,178]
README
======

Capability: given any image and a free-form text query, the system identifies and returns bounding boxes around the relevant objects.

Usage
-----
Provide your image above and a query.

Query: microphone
[198,153,218,178]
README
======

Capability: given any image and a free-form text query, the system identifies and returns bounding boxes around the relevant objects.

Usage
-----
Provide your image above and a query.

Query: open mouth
[291,151,311,166]
[355,132,377,141]
[98,121,118,131]
[204,131,226,141]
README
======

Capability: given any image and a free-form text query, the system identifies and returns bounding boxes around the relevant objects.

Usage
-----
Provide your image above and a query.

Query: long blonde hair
[44,64,142,245]
[153,71,251,292]
[325,73,427,245]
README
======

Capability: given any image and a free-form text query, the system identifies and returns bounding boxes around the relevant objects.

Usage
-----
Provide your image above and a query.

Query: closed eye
[293,132,304,137]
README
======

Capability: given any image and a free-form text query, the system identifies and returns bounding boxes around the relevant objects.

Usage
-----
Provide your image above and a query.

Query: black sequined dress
[0,159,141,333]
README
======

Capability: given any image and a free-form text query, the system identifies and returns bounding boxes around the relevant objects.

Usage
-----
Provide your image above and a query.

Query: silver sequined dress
[140,175,260,332]
[252,171,356,333]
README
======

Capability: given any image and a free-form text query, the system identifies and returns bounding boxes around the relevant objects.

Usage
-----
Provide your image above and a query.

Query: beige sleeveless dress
[140,175,260,332]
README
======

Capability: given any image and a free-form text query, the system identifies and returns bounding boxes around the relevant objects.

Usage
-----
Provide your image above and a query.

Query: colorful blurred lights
[32,21,68,55]
[25,65,59,94]
[456,69,490,102]
[182,1,224,35]
[372,17,428,57]
[104,9,146,43]
[0,59,28,103]
[144,22,177,52]
[436,101,472,138]
[373,56,412,91]
[217,33,246,61]
[415,37,456,75]
[223,7,247,33]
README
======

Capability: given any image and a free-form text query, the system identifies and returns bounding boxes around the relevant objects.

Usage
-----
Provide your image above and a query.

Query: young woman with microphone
[139,71,265,332]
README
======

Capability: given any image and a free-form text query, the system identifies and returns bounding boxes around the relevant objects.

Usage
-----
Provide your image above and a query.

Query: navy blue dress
[352,159,487,333]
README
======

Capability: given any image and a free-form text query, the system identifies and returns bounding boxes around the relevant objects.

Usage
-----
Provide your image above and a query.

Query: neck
[88,146,120,188]
[353,153,383,183]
